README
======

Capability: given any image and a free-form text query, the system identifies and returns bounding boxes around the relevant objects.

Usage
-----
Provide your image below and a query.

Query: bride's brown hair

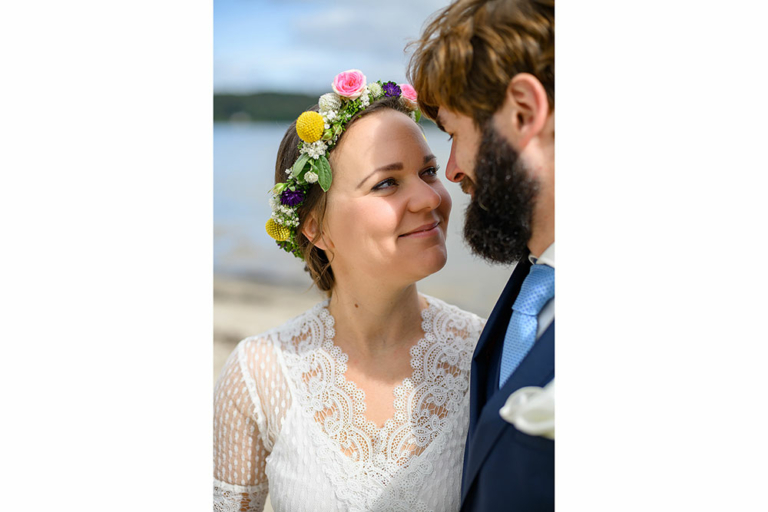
[274,95,412,295]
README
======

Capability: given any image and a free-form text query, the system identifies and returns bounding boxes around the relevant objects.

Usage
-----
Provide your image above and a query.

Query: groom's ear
[301,214,331,252]
[494,73,551,150]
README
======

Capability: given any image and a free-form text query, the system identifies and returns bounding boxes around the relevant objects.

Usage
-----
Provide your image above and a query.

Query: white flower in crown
[368,82,383,99]
[319,92,342,113]
[304,171,318,184]
[300,140,327,159]
[359,85,371,104]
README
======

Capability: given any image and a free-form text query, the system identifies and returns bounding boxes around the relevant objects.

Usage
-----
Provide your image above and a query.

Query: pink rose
[332,69,367,99]
[399,83,417,102]
[398,83,418,110]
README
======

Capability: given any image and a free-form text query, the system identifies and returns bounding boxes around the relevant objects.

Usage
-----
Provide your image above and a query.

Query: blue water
[214,121,514,315]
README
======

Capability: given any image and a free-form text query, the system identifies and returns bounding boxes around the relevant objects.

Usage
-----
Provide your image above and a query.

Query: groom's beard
[463,122,539,264]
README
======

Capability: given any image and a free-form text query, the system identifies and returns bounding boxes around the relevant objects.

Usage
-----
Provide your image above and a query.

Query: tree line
[213,92,320,122]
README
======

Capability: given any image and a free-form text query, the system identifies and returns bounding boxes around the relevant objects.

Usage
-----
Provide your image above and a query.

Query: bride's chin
[414,246,449,279]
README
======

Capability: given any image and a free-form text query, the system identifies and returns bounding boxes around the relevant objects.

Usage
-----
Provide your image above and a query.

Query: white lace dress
[213,295,485,512]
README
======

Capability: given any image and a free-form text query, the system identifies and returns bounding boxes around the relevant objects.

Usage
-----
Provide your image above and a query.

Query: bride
[214,70,485,512]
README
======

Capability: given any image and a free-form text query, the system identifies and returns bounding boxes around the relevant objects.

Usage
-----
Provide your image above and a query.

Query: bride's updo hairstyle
[274,95,412,294]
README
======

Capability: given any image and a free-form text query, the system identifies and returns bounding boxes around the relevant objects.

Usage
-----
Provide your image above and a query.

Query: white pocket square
[499,379,554,439]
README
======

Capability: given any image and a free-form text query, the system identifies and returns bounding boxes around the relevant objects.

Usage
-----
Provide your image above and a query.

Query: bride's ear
[301,214,330,251]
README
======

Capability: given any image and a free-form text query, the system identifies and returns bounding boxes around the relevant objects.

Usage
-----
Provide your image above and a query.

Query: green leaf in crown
[292,153,310,177]
[318,155,332,192]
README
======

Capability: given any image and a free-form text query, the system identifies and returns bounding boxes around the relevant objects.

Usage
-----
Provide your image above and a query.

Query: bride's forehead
[348,109,420,141]
[335,112,426,162]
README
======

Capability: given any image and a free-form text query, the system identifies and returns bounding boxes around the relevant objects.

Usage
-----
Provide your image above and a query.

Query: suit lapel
[461,319,555,502]
[461,255,531,496]
[467,255,531,435]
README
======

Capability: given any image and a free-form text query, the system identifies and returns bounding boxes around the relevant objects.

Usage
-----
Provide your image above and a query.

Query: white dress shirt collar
[528,242,555,268]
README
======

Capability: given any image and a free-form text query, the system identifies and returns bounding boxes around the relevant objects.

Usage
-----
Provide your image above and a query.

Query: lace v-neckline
[256,295,484,511]
[215,295,485,512]
[317,296,436,437]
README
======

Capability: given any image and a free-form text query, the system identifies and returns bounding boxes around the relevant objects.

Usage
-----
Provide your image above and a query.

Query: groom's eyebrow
[357,154,437,189]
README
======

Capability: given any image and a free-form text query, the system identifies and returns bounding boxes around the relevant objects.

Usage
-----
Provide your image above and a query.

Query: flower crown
[265,69,422,260]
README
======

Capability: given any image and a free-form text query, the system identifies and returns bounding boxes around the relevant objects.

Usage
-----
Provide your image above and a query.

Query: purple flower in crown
[382,81,402,98]
[280,189,305,207]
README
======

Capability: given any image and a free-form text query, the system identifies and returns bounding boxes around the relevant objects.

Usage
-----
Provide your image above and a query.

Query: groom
[408,0,555,510]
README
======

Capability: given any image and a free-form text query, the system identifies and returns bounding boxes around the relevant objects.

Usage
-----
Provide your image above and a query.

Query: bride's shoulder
[220,301,328,386]
[422,294,487,337]
[236,300,330,353]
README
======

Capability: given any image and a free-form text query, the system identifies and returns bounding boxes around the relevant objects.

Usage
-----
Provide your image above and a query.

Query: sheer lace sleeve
[214,341,270,512]
[214,333,292,512]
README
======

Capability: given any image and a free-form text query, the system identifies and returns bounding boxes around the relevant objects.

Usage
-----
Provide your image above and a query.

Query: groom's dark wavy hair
[407,0,554,128]
[274,95,412,295]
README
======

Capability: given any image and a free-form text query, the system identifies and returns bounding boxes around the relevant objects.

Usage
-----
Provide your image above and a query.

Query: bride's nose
[407,179,442,212]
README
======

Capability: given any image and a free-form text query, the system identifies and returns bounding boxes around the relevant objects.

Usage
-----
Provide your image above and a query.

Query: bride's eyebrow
[357,154,437,189]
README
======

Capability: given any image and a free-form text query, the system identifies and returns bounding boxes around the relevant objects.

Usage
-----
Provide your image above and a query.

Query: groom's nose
[445,142,465,183]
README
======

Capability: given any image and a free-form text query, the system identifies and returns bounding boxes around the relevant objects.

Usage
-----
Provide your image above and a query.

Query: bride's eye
[372,177,397,191]
[421,165,440,179]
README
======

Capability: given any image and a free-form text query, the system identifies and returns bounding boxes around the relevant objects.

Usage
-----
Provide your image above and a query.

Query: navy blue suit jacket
[460,253,555,512]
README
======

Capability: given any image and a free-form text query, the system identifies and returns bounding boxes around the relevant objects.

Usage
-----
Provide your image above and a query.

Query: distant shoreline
[213,91,321,122]
[213,91,440,124]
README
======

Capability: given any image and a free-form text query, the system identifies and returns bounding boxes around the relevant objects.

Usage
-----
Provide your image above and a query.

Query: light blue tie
[499,264,555,388]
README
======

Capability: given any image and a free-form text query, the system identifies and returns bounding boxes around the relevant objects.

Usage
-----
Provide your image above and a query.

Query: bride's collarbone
[340,355,414,428]
[343,354,413,392]
[323,318,426,428]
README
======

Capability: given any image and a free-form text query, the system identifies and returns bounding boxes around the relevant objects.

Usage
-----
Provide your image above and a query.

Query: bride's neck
[327,282,425,357]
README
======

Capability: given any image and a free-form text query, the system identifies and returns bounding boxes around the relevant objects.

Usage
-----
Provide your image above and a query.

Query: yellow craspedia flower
[296,111,325,143]
[265,218,291,242]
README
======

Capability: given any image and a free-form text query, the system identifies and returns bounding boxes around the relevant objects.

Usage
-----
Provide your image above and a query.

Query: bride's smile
[398,220,441,238]
[315,108,452,287]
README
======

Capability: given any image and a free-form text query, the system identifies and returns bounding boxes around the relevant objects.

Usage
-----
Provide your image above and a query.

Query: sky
[214,0,452,94]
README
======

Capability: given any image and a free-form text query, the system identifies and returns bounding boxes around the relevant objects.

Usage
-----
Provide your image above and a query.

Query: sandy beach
[214,274,326,382]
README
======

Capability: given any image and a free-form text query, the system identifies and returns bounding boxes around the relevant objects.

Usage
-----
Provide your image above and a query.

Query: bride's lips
[399,221,441,238]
